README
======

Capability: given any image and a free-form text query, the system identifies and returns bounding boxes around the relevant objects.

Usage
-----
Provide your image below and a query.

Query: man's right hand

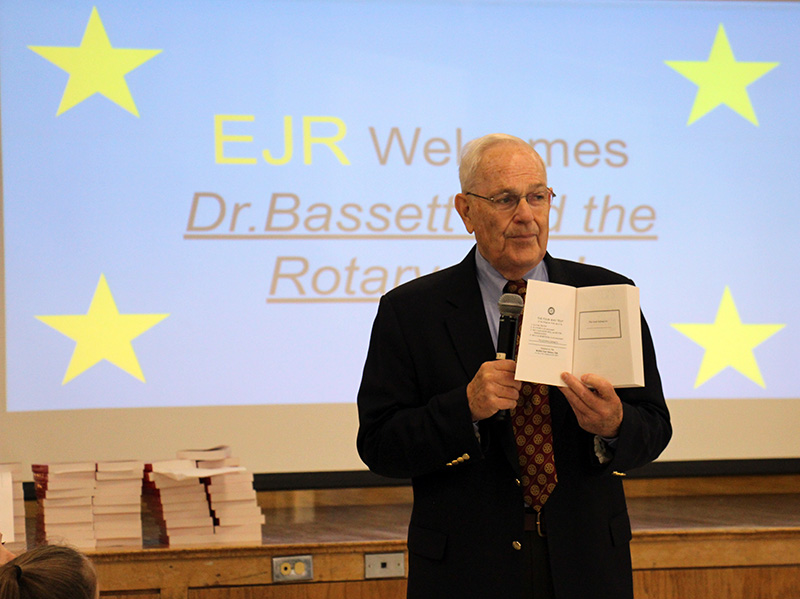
[467,360,521,421]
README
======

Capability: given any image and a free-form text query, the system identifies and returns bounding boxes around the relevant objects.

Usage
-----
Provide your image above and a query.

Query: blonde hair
[0,545,97,599]
[458,133,546,192]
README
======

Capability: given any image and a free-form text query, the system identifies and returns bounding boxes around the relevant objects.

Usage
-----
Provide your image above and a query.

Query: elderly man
[357,133,671,599]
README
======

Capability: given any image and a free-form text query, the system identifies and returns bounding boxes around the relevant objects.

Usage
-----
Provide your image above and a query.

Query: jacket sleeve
[603,310,672,473]
[356,294,484,479]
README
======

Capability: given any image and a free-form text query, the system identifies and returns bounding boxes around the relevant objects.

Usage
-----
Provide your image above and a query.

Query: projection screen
[2,0,799,478]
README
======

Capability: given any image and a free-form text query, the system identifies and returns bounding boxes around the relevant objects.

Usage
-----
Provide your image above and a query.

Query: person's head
[0,545,98,599]
[455,133,551,280]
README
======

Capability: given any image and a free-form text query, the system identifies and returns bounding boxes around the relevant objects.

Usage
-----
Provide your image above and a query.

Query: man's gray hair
[458,133,546,192]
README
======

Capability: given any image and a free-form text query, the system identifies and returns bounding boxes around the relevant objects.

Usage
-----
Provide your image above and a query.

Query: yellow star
[672,287,784,388]
[28,7,161,116]
[665,24,778,125]
[36,274,169,384]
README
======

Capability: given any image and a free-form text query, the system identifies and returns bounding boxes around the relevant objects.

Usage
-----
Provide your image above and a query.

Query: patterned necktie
[504,279,558,512]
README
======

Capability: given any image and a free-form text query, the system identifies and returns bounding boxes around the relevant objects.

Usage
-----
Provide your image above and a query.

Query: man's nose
[511,196,535,220]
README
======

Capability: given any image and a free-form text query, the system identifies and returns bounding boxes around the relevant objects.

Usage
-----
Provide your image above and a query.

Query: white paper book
[35,487,95,499]
[32,462,95,475]
[515,281,644,388]
[96,470,144,481]
[150,466,245,482]
[96,460,144,472]
[151,487,208,502]
[0,464,24,477]
[41,522,95,536]
[92,494,141,506]
[33,476,96,490]
[176,445,232,461]
[166,533,218,546]
[40,473,97,483]
[43,496,93,507]
[146,459,196,472]
[156,502,212,516]
[164,523,214,535]
[206,482,256,499]
[211,503,263,519]
[164,516,215,530]
[93,504,142,515]
[213,525,262,543]
[215,523,263,534]
[146,472,202,487]
[94,513,141,526]
[197,457,241,469]
[213,512,266,526]
[95,478,142,490]
[42,506,94,524]
[0,472,15,543]
[94,523,143,538]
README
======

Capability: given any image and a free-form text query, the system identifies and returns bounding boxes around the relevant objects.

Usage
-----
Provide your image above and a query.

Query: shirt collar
[475,249,549,293]
[474,248,549,345]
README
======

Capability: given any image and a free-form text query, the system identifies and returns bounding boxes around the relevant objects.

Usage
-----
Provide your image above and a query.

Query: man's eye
[495,195,517,205]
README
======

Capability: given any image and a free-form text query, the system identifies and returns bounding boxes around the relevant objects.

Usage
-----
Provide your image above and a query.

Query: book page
[515,280,576,386]
[573,284,644,387]
[0,472,14,543]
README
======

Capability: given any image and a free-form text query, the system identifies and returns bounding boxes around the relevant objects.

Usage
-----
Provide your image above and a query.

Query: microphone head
[498,293,524,316]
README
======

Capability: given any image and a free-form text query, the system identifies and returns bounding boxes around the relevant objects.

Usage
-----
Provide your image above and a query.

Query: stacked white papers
[93,461,144,548]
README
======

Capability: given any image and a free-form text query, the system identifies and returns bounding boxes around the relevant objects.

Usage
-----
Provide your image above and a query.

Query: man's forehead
[478,150,546,183]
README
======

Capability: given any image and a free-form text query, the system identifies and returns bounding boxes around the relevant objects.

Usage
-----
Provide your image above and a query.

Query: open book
[514,280,644,388]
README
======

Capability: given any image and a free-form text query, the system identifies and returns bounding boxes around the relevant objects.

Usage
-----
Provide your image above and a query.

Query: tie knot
[503,279,527,296]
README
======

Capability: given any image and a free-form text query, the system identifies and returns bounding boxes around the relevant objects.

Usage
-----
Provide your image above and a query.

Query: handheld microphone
[496,293,524,361]
[494,293,524,421]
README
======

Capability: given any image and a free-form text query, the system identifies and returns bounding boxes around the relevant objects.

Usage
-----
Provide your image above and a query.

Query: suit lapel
[443,248,495,377]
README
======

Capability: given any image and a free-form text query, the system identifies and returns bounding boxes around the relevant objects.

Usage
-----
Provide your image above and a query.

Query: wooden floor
[46,475,800,598]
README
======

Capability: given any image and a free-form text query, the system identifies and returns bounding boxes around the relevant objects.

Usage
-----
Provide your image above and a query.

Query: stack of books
[0,463,27,554]
[93,461,144,548]
[143,459,216,547]
[31,462,96,550]
[185,448,264,545]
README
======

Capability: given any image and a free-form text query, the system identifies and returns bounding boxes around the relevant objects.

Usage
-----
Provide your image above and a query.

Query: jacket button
[512,541,522,550]
[462,453,470,460]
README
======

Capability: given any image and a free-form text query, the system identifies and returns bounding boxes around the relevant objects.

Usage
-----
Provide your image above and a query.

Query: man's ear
[454,193,474,234]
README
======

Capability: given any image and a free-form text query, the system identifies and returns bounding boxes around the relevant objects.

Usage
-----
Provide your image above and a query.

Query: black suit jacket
[357,247,671,599]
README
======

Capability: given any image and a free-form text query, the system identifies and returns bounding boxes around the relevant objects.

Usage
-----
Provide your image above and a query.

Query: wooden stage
[74,475,799,598]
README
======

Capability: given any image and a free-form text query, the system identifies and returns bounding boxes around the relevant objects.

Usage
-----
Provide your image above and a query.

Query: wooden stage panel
[634,565,800,599]
[88,477,799,599]
[187,580,408,599]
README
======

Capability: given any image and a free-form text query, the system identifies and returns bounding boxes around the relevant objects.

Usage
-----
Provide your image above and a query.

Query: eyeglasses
[464,187,555,211]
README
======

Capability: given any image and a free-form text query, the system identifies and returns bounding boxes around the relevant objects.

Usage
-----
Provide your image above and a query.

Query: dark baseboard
[626,458,800,479]
[253,470,410,491]
[21,459,800,499]
[253,458,800,491]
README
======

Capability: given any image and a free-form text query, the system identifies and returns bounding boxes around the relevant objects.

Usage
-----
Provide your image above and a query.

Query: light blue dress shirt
[474,249,548,349]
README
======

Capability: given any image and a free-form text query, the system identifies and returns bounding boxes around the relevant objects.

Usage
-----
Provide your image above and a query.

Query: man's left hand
[559,372,623,438]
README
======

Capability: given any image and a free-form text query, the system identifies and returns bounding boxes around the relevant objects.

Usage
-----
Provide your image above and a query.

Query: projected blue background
[2,0,797,411]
